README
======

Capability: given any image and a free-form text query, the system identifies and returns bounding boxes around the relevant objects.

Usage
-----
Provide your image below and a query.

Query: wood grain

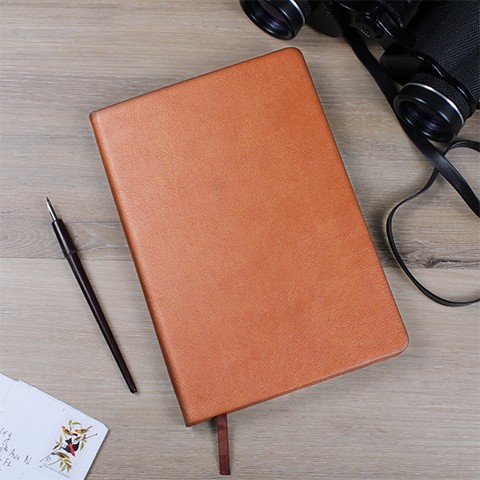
[1,1,479,478]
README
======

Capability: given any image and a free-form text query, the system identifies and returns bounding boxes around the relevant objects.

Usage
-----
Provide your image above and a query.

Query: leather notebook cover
[90,48,408,427]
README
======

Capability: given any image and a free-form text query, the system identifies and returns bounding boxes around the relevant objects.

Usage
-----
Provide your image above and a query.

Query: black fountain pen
[46,198,137,394]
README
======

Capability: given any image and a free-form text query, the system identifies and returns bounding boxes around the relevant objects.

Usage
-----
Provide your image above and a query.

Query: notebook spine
[89,112,190,425]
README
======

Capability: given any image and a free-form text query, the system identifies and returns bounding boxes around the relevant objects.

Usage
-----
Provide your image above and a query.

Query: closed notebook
[90,47,408,469]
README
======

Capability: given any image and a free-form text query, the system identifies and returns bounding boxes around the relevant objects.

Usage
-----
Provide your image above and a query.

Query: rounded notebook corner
[395,329,410,356]
[89,110,99,125]
[279,46,304,61]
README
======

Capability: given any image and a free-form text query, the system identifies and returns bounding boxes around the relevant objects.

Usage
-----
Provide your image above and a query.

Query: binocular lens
[239,0,306,40]
[259,0,286,22]
[405,103,448,131]
[394,82,465,143]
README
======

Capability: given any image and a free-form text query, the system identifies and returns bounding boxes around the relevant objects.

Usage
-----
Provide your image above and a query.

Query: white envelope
[0,374,108,480]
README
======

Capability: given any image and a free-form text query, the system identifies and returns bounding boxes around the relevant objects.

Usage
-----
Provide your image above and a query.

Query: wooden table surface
[1,1,479,478]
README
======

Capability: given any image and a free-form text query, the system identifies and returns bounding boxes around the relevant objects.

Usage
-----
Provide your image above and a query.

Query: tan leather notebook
[90,47,407,467]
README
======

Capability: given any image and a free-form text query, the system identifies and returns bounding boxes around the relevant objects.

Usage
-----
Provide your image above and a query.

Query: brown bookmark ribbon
[216,414,231,475]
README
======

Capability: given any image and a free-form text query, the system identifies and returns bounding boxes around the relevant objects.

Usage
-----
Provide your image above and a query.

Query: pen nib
[46,197,58,221]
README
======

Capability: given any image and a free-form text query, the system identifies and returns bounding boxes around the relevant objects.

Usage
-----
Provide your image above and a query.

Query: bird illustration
[61,425,73,436]
[53,451,70,460]
[63,438,80,457]
[74,426,92,435]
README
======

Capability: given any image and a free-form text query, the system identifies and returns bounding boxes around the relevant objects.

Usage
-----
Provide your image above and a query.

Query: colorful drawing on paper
[46,420,97,474]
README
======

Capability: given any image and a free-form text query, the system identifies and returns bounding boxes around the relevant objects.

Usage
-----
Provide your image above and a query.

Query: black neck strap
[343,28,479,307]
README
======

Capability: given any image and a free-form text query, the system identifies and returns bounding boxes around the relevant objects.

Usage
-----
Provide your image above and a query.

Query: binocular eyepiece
[240,0,310,40]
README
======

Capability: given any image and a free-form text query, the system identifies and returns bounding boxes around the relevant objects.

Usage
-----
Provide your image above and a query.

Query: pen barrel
[52,219,77,256]
[65,252,137,393]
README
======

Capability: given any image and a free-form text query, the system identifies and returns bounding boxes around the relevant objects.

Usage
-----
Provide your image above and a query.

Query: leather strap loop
[342,28,479,306]
[386,141,480,307]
